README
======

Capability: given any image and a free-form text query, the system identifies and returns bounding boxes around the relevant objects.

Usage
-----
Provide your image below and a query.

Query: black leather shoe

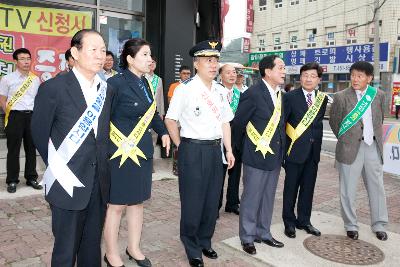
[189,258,204,267]
[26,180,43,190]
[7,183,17,193]
[126,248,151,267]
[241,243,256,255]
[254,238,284,248]
[347,231,359,240]
[225,206,239,215]
[104,255,125,267]
[202,248,218,259]
[376,231,388,241]
[296,224,321,236]
[284,226,296,238]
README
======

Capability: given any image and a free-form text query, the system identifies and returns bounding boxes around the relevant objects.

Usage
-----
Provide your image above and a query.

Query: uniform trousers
[219,148,242,210]
[395,105,400,119]
[5,111,38,184]
[282,148,318,227]
[239,164,280,243]
[50,178,105,267]
[337,141,388,232]
[178,140,223,259]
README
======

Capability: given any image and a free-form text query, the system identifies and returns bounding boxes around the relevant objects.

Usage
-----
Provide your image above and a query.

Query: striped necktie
[306,93,312,107]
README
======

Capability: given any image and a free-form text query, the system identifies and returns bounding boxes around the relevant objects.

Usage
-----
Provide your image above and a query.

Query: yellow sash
[109,78,156,167]
[286,91,326,155]
[4,73,36,128]
[246,91,282,158]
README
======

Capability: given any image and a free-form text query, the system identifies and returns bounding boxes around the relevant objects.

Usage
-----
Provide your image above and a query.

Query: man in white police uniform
[165,40,235,267]
[31,29,113,267]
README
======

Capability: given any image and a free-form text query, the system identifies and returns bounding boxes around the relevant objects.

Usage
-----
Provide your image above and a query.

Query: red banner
[246,0,254,33]
[220,0,230,41]
[242,38,250,53]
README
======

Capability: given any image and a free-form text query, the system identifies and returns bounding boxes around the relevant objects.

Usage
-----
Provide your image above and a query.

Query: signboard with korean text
[0,3,93,81]
[248,51,285,68]
[283,42,389,74]
[242,38,250,53]
[246,0,254,33]
[383,124,400,176]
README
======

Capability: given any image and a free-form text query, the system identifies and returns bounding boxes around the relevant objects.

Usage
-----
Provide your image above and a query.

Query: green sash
[150,74,160,94]
[338,85,377,137]
[230,87,240,113]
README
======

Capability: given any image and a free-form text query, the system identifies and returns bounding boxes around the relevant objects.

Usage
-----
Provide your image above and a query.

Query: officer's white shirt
[262,79,280,106]
[166,74,234,140]
[72,67,101,137]
[0,69,40,111]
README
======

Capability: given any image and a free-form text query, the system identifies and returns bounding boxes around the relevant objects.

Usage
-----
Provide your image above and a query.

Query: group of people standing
[0,28,389,267]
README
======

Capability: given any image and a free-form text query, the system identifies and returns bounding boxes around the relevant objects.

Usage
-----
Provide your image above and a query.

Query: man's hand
[225,150,235,169]
[161,134,171,156]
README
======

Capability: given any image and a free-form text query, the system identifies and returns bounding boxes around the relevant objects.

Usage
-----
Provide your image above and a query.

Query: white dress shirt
[72,68,101,137]
[166,74,234,140]
[356,88,374,146]
[0,69,40,111]
[262,79,280,106]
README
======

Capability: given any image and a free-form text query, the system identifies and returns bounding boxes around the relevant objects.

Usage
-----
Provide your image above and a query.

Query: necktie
[356,91,374,145]
[139,79,152,103]
[306,93,312,107]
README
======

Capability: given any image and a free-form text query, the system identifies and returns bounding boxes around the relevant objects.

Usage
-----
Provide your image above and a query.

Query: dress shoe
[125,248,151,267]
[254,238,284,248]
[346,231,359,240]
[104,255,125,267]
[189,258,204,267]
[241,243,256,255]
[202,248,218,259]
[284,226,296,238]
[296,224,321,236]
[26,180,43,190]
[7,183,17,193]
[376,231,388,241]
[225,206,239,215]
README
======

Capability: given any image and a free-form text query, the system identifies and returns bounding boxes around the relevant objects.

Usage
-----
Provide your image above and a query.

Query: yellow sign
[0,3,92,37]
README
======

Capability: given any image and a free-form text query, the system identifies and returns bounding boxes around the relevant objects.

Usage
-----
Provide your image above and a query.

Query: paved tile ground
[0,154,399,267]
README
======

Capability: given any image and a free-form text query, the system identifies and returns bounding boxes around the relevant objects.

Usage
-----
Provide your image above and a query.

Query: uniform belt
[181,137,221,145]
[11,110,33,114]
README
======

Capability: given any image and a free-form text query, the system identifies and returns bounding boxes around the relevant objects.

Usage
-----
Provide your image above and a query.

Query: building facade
[249,0,400,112]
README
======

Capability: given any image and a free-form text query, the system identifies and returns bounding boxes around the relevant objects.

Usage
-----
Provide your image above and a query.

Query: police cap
[189,40,222,57]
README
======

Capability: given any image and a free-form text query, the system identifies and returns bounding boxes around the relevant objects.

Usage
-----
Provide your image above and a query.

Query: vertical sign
[246,0,254,33]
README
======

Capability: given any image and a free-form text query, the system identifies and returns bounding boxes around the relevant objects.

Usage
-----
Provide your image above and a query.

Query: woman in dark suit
[103,39,170,267]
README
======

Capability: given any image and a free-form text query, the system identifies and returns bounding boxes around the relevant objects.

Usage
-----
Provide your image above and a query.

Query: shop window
[101,0,143,12]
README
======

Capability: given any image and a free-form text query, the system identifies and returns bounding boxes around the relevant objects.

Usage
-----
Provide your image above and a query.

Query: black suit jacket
[31,71,113,210]
[232,81,285,171]
[283,88,328,164]
[107,70,167,159]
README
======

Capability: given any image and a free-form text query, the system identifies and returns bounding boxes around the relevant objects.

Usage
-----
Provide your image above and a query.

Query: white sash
[41,81,107,197]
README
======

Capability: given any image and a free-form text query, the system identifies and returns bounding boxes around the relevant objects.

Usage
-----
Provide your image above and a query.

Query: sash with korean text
[4,73,36,128]
[338,85,377,137]
[286,91,326,155]
[230,87,241,114]
[150,74,160,94]
[246,91,282,158]
[41,80,107,197]
[109,78,156,167]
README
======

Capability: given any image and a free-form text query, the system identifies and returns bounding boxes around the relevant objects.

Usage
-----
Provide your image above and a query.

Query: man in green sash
[218,63,242,216]
[329,61,388,241]
[282,62,328,238]
[0,48,42,193]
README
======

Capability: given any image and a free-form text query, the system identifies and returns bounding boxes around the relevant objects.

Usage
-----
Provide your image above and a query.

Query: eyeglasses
[17,57,31,61]
[301,74,319,79]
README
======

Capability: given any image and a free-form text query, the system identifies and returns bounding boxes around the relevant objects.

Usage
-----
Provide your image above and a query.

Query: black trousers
[395,105,400,119]
[5,111,37,184]
[219,148,242,210]
[282,149,319,227]
[50,179,106,267]
[178,140,223,259]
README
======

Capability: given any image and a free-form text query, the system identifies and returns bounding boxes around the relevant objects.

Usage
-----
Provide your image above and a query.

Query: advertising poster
[383,124,400,176]
[0,3,92,81]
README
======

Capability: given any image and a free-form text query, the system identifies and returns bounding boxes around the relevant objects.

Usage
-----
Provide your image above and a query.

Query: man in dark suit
[233,55,286,255]
[31,29,113,266]
[282,62,328,238]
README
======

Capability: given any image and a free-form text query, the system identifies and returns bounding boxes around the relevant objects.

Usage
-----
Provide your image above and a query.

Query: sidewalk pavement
[0,153,399,267]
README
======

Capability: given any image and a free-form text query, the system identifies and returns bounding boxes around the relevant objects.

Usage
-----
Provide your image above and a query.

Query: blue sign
[283,42,389,74]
